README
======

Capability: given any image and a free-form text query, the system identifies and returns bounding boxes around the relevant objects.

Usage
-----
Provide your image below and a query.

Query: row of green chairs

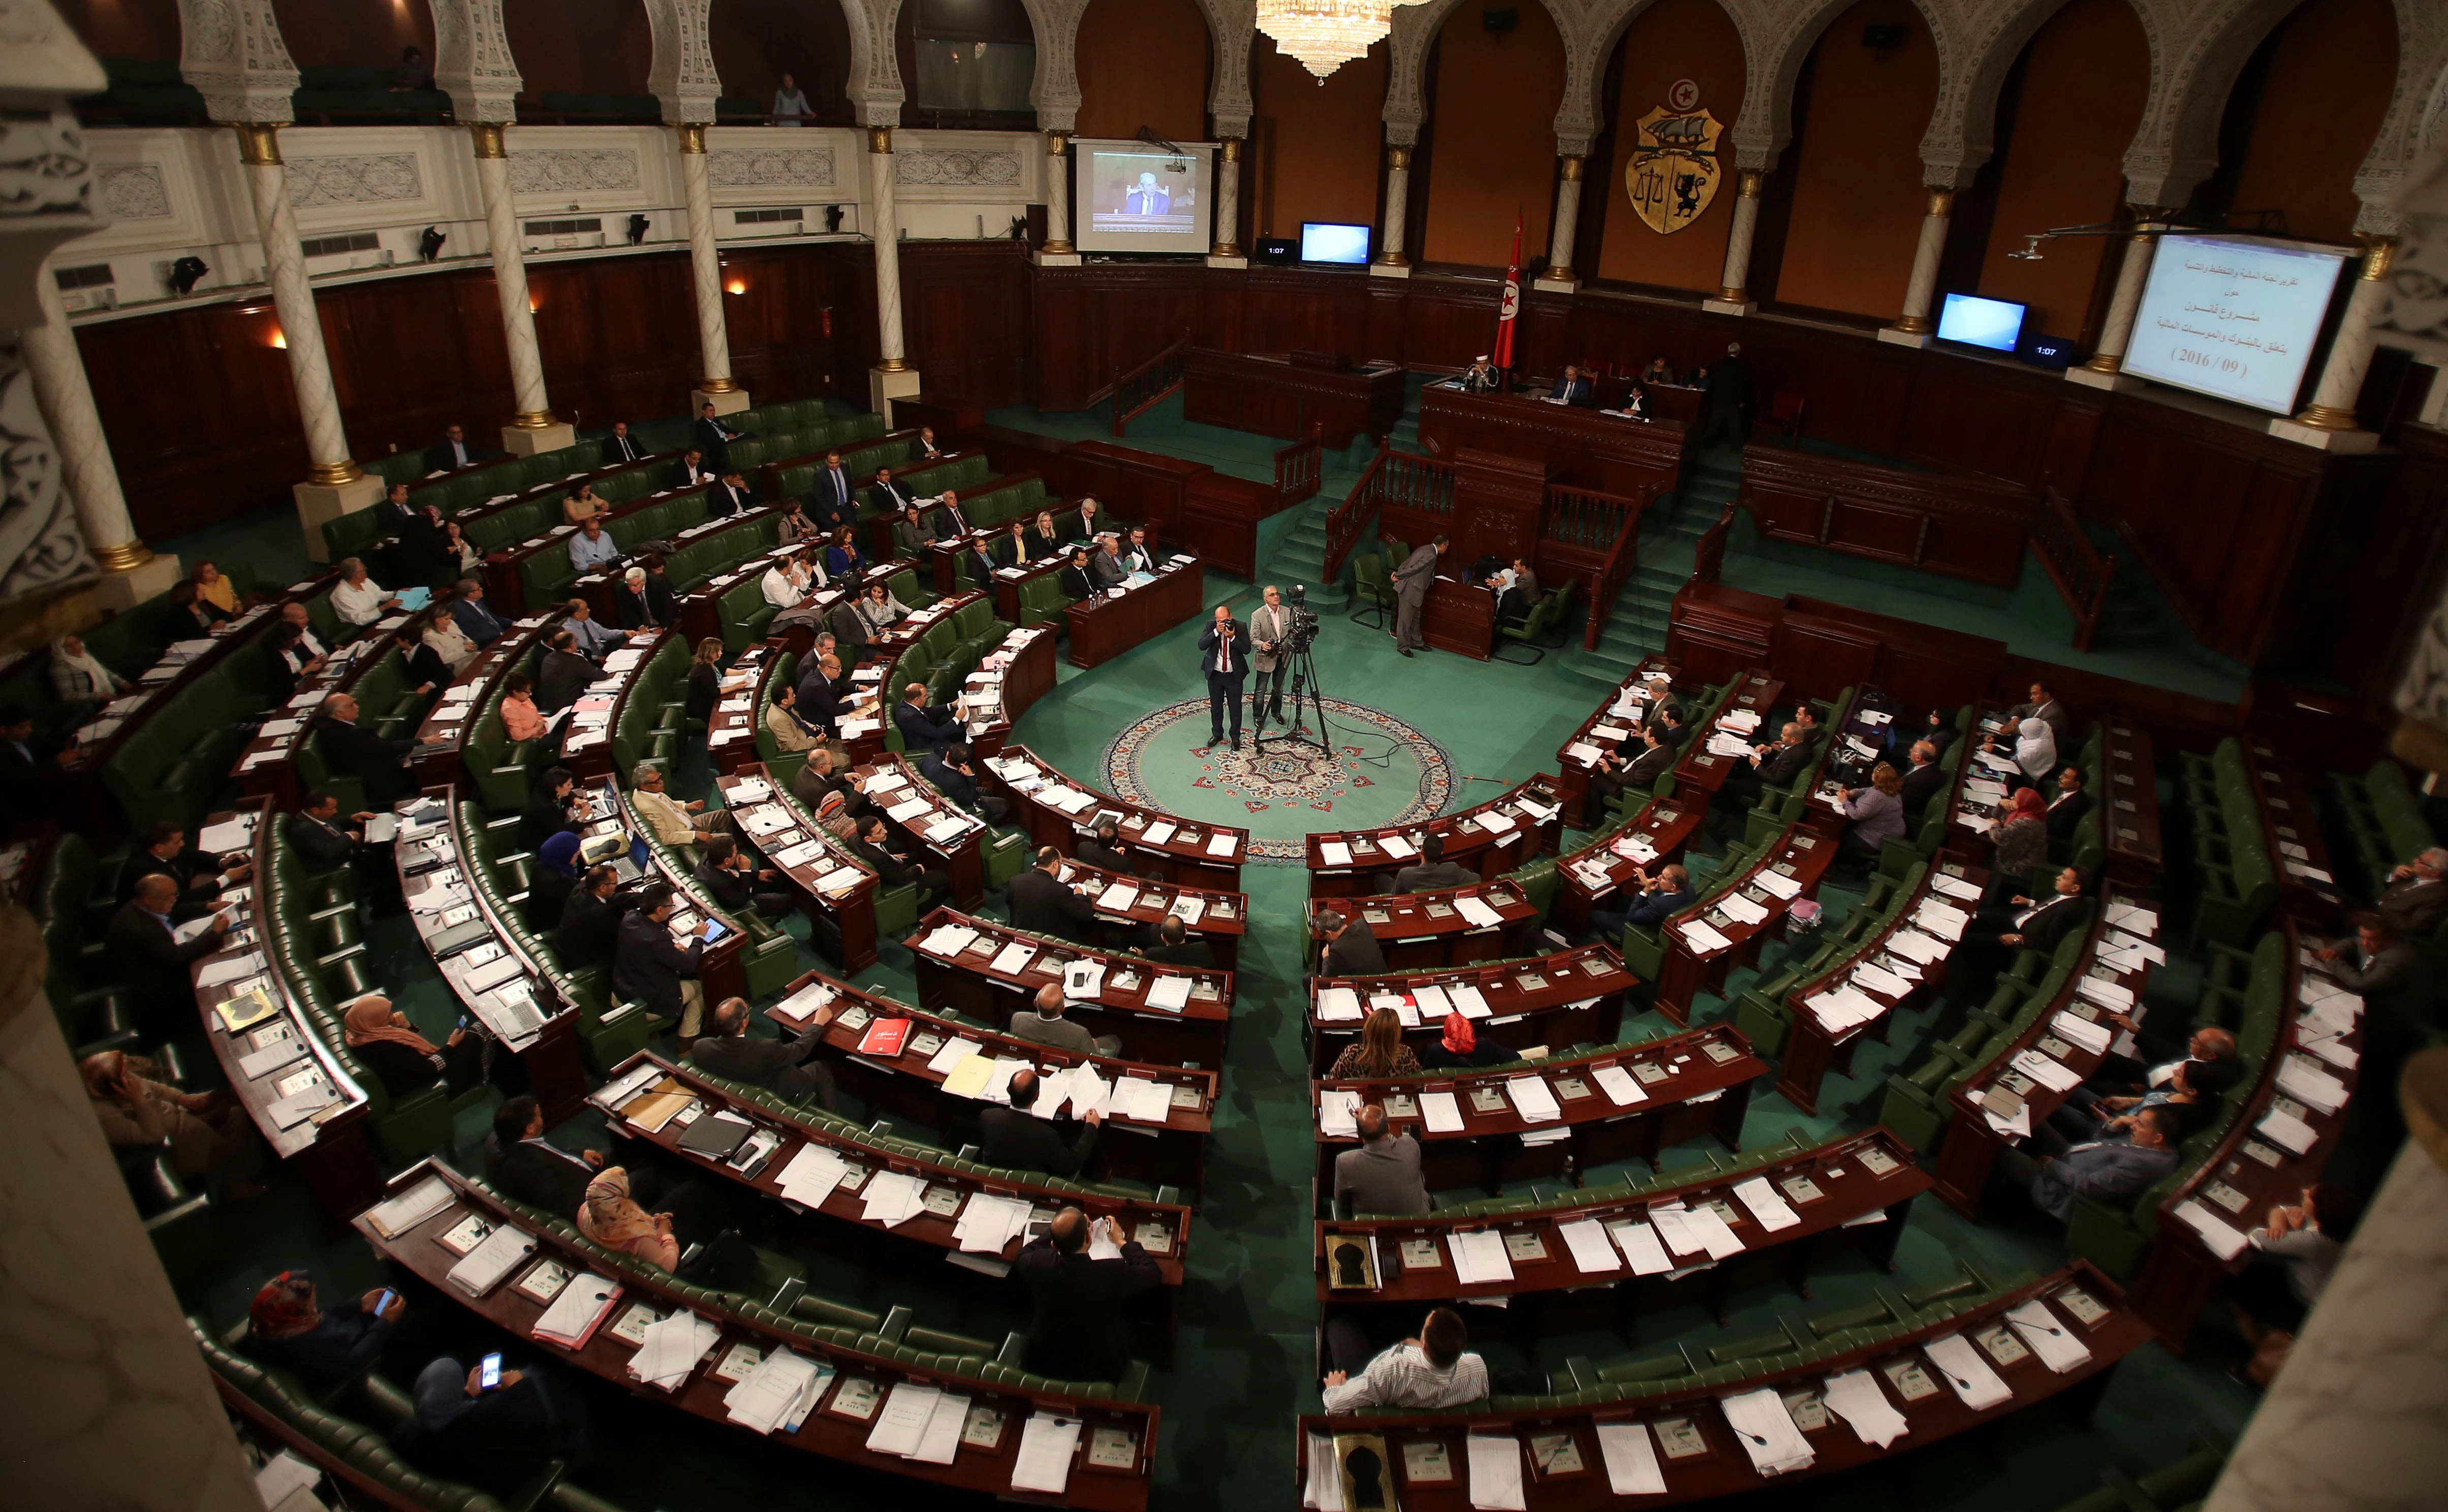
[2329,757,2437,899]
[753,718,926,946]
[0,560,271,745]
[513,487,719,610]
[1871,707,1972,879]
[882,600,1016,741]
[1739,686,1856,851]
[2176,738,2277,949]
[1732,859,1929,1056]
[1878,923,2095,1153]
[767,425,909,501]
[458,803,651,1074]
[609,636,692,778]
[1416,1126,1823,1223]
[286,634,436,815]
[701,402,879,480]
[1493,579,1583,665]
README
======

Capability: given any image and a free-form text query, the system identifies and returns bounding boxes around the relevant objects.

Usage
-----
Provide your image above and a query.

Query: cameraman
[1248,584,1294,730]
[1200,604,1251,751]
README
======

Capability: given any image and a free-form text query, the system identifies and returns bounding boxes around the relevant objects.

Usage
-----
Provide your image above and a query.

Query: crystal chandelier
[1259,0,1413,81]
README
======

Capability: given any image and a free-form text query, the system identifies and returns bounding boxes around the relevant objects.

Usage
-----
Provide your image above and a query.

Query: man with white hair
[614,566,662,629]
[2380,848,2448,935]
[1124,171,1170,216]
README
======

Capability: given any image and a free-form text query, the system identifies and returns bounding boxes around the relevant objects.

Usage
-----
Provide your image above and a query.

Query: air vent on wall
[53,261,117,312]
[525,218,604,236]
[734,208,802,226]
[300,232,382,258]
[523,216,607,252]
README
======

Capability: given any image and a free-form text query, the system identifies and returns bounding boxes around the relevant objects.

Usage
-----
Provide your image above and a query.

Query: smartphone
[457,1014,474,1031]
[371,1288,399,1316]
[479,1352,503,1391]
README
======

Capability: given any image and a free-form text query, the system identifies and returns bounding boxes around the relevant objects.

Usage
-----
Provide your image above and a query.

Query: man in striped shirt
[1323,1307,1490,1412]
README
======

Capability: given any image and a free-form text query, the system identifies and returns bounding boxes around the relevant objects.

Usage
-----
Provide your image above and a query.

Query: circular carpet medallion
[1103,699,1455,863]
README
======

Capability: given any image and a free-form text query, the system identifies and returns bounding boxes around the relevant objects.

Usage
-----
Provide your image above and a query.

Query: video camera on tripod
[1254,585,1328,751]
[1280,583,1322,654]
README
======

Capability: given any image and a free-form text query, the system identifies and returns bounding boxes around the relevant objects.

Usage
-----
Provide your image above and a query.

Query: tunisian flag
[1492,214,1523,369]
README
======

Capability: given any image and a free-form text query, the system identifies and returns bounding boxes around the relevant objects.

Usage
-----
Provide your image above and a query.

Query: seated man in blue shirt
[568,516,620,574]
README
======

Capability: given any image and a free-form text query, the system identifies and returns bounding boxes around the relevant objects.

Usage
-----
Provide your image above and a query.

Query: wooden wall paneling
[89,299,308,538]
[1365,277,1410,367]
[1450,449,1550,566]
[1769,610,1885,700]
[1665,582,1778,683]
[1396,276,1501,374]
[1895,349,2065,483]
[2044,389,2108,498]
[900,242,1032,407]
[2311,426,2448,704]
[1735,444,2037,588]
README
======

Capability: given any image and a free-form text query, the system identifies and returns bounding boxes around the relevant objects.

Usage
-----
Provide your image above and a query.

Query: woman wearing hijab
[815,788,858,842]
[342,993,485,1097]
[83,1049,263,1195]
[527,831,584,931]
[1987,786,2050,897]
[245,1269,404,1388]
[1984,715,2055,794]
[1419,1013,1512,1070]
[577,1166,680,1270]
[49,633,131,712]
[1327,1007,1422,1080]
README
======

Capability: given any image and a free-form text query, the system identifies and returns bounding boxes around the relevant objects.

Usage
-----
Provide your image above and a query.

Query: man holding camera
[1248,584,1294,732]
[1199,604,1251,751]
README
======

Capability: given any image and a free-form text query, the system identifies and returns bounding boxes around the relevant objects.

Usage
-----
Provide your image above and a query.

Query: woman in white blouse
[422,608,477,674]
[329,558,398,626]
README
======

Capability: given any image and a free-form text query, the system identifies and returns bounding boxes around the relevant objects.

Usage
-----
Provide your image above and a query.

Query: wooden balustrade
[1690,500,1736,587]
[1109,332,1192,436]
[1273,429,1323,508]
[1584,512,1642,651]
[2030,489,2119,652]
[1322,440,1390,585]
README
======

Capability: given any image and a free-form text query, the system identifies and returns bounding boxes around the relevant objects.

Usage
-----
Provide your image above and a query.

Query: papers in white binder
[364,1176,454,1238]
[989,940,1037,975]
[884,798,929,824]
[725,1348,824,1434]
[918,923,979,956]
[1708,732,1756,760]
[1596,1421,1666,1494]
[1316,987,1364,1022]
[1721,1387,1814,1475]
[1559,1217,1621,1273]
[1717,892,1769,927]
[1170,894,1206,925]
[1593,1064,1647,1105]
[1456,895,1505,929]
[2050,1012,2112,1056]
[1410,983,1453,1017]
[1466,1434,1528,1511]
[1590,723,1631,745]
[1609,1219,1674,1274]
[1418,1090,1464,1132]
[1677,918,1734,954]
[1011,1413,1083,1494]
[1806,986,1882,1035]
[447,1225,536,1297]
[1478,809,1518,836]
[1821,1370,1909,1446]
[1505,1076,1562,1124]
[1449,1230,1515,1285]
[864,1381,948,1457]
[2004,1299,2093,1372]
[953,1191,1034,1255]
[1922,1334,2013,1409]
[2173,1200,2252,1260]
[1449,984,1493,1019]
[1316,1089,1360,1137]
[1206,831,1239,857]
[1753,869,1803,901]
[1320,841,1353,868]
[774,1144,850,1207]
[1718,709,1761,733]
[1146,975,1192,1012]
[1095,881,1141,914]
[1733,1177,1801,1231]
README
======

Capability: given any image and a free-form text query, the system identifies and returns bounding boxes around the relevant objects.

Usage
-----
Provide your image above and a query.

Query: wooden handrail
[1273,427,1323,507]
[1582,500,1643,652]
[1323,439,1392,585]
[1688,501,1737,588]
[2029,489,2118,651]
[1108,331,1194,436]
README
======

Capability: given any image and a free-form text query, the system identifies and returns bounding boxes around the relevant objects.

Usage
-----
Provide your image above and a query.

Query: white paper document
[1923,1334,2013,1409]
[1011,1413,1083,1494]
[1733,1176,1801,1231]
[1596,1421,1666,1494]
[1419,1090,1465,1132]
[1449,1230,1516,1285]
[859,1169,929,1226]
[1559,1217,1621,1273]
[1593,1064,1647,1105]
[1505,1076,1562,1124]
[1720,1387,1815,1475]
[2174,1200,2252,1259]
[1465,1434,1528,1511]
[2004,1298,2093,1372]
[1316,1089,1360,1137]
[1822,1369,1910,1446]
[1610,1218,1674,1274]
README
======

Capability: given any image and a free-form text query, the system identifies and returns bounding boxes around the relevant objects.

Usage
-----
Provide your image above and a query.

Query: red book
[857,1018,912,1057]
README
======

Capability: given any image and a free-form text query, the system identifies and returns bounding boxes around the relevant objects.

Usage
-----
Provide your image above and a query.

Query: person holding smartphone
[244,1269,405,1389]
[405,1352,590,1488]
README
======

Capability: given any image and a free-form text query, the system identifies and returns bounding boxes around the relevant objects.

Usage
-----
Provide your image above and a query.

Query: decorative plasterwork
[707,147,837,189]
[505,148,642,195]
[93,164,171,220]
[899,147,1023,187]
[431,0,522,125]
[644,0,725,125]
[285,152,422,208]
[177,0,298,124]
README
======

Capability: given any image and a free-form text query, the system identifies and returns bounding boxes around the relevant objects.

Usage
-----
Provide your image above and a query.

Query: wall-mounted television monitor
[1300,223,1371,265]
[1936,293,2028,353]
[2122,235,2350,414]
[1074,140,1215,255]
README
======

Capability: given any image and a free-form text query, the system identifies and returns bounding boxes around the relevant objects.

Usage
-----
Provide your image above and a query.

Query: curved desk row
[984,744,1249,891]
[1305,776,1565,904]
[1309,943,1635,1075]
[910,907,1235,1069]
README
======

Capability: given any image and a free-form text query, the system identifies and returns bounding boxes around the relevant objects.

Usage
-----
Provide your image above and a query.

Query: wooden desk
[1736,443,2041,589]
[1322,879,1541,969]
[1553,657,1679,829]
[1066,558,1205,670]
[767,969,1217,1194]
[2098,719,2163,886]
[1417,385,1686,501]
[359,1160,1159,1509]
[704,639,788,776]
[1930,888,2160,1215]
[1670,671,1784,796]
[981,745,1248,891]
[1313,1022,1758,1193]
[678,544,852,654]
[1039,853,1246,971]
[1654,826,1837,1025]
[1316,1127,1925,1324]
[908,907,1234,1068]
[1297,1262,2150,1510]
[1181,349,1405,449]
[231,605,441,811]
[1774,856,1989,1115]
[846,754,987,909]
[2131,921,2358,1344]
[406,614,557,789]
[1309,944,1635,1076]
[1415,576,1499,660]
[191,800,381,1230]
[2242,737,2344,927]
[961,627,1059,763]
[556,628,675,778]
[715,767,883,971]
[1306,776,1564,904]
[1553,795,1710,937]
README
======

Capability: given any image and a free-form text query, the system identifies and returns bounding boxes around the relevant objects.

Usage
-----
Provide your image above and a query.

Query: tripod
[1253,641,1328,752]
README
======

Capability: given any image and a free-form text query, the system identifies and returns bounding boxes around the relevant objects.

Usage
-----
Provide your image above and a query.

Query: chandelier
[1259,0,1419,81]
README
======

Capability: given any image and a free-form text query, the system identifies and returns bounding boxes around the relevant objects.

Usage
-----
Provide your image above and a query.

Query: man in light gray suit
[2003,1105,2179,1221]
[1390,536,1448,657]
[1333,1104,1431,1216]
[1248,584,1294,730]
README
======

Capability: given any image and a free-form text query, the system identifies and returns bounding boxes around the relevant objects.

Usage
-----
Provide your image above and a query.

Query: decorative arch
[1731,0,1960,173]
[2350,0,2448,229]
[1560,0,1764,158]
[835,0,905,124]
[1917,0,2162,187]
[1386,0,1582,146]
[1022,0,1086,129]
[1193,0,1256,134]
[2116,0,2301,208]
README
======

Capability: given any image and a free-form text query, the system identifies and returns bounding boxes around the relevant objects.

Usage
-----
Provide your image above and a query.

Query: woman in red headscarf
[1420,1012,1513,1070]
[1986,784,2049,896]
[244,1269,405,1387]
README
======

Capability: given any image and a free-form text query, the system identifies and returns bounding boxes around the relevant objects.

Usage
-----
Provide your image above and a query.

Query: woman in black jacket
[685,637,724,723]
[342,994,484,1096]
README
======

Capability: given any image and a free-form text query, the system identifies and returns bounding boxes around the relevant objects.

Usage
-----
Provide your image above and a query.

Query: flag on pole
[1492,213,1523,370]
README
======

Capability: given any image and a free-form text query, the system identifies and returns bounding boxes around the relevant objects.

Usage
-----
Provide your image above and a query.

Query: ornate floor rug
[1101,697,1455,863]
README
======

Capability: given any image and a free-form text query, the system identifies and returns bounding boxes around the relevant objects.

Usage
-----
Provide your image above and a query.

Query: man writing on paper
[1015,1205,1161,1382]
[982,1067,1103,1176]
[689,996,839,1109]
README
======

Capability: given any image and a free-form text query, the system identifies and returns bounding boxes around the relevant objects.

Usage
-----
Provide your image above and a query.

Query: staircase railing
[1323,440,1392,585]
[1543,483,1647,553]
[1107,333,1193,437]
[1583,510,1642,651]
[1688,501,1737,588]
[1273,427,1323,508]
[2029,489,2118,652]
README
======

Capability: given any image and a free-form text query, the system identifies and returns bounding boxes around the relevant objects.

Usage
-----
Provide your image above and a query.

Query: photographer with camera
[1199,604,1251,751]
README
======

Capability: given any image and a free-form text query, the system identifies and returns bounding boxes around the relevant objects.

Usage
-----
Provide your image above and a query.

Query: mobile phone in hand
[372,1288,399,1316]
[479,1352,503,1391]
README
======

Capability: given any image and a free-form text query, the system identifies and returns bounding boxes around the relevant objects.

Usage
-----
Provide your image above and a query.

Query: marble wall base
[91,553,185,612]
[869,364,923,428]
[499,423,578,457]
[293,474,384,564]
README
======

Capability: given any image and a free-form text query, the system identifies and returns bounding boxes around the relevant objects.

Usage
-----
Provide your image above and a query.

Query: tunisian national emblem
[1626,98,1723,235]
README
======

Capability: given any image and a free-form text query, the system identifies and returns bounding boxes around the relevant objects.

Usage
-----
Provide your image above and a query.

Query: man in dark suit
[1070,497,1106,544]
[1392,833,1478,894]
[1011,846,1098,940]
[694,401,749,469]
[795,653,843,735]
[1546,363,1596,407]
[313,692,420,807]
[1314,908,1385,978]
[1652,705,1688,750]
[894,684,961,753]
[0,708,70,821]
[396,501,449,585]
[2000,1105,2180,1223]
[1076,818,1134,875]
[2378,849,2448,936]
[808,452,858,533]
[426,423,475,472]
[123,820,250,916]
[916,426,944,461]
[536,631,595,713]
[1999,866,2093,954]
[828,601,869,666]
[613,567,661,630]
[1389,536,1446,657]
[107,873,228,1021]
[1118,526,1158,576]
[871,467,917,519]
[982,1069,1102,1176]
[2315,916,2433,1043]
[451,578,506,647]
[605,421,647,464]
[1589,864,1695,940]
[484,1095,604,1215]
[641,556,681,623]
[1898,739,1949,815]
[1142,915,1213,968]
[2046,766,2095,845]
[1719,720,1814,812]
[1588,726,1677,816]
[919,743,981,810]
[286,790,366,870]
[1013,1205,1161,1381]
[614,883,709,1042]
[852,816,949,903]
[393,625,451,697]
[929,489,974,542]
[705,469,754,519]
[689,995,838,1109]
[673,447,713,489]
[376,481,418,539]
[695,834,795,918]
[551,865,639,972]
[1057,547,1096,603]
[1199,604,1250,751]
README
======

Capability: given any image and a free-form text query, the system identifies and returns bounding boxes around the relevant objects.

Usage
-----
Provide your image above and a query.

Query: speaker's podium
[1409,448,1548,660]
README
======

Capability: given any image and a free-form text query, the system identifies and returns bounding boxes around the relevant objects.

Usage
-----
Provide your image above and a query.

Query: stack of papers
[2004,1299,2092,1371]
[627,1310,719,1388]
[447,1225,536,1297]
[1012,1414,1084,1495]
[1455,895,1505,929]
[1450,984,1494,1019]
[1466,1435,1527,1511]
[2174,1200,2252,1259]
[1913,900,1971,941]
[725,1349,829,1435]
[1805,985,1884,1034]
[2010,1050,2084,1092]
[1721,1387,1815,1475]
[1923,1335,2013,1409]
[1822,1370,1909,1445]
[1505,1076,1562,1124]
[1650,1203,1744,1260]
[2051,1012,2113,1056]
[1449,1230,1516,1285]
[1677,918,1735,953]
[1718,893,1770,927]
[774,1144,850,1207]
[2276,1057,2347,1114]
[1109,1077,1176,1122]
[1596,1422,1666,1494]
[1419,1090,1465,1132]
[1592,1064,1647,1105]
[859,1169,928,1226]
[1558,1217,1621,1273]
[1317,1089,1361,1137]
[363,1176,454,1238]
[1733,1177,1801,1231]
[866,1381,969,1464]
[1886,929,1948,965]
[953,1192,1034,1254]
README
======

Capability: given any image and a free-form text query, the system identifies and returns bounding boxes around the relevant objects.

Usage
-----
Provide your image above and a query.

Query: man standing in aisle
[1199,604,1250,752]
[1390,536,1447,658]
[1247,584,1292,732]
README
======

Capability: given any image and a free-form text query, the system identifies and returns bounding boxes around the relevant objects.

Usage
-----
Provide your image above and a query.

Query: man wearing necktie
[607,421,643,463]
[811,452,856,532]
[1198,604,1250,751]
[930,490,971,542]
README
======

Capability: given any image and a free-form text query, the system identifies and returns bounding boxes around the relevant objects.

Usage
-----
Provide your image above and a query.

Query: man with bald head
[312,691,421,807]
[1198,603,1251,751]
[1009,983,1120,1057]
[2379,848,2448,936]
[107,872,230,1032]
[1014,1204,1162,1381]
[1333,1102,1430,1217]
[979,1066,1103,1176]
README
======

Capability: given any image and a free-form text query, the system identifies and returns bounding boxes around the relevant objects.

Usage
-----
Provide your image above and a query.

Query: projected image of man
[1124,172,1171,216]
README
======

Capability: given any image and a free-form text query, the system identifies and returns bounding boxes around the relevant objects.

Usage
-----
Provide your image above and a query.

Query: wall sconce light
[725,277,747,295]
[270,329,288,350]
[528,291,541,313]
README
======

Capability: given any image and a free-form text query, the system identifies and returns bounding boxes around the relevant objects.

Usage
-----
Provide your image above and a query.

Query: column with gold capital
[2073,217,2161,385]
[866,127,922,420]
[2274,237,2394,453]
[1043,132,1076,256]
[1538,155,1584,288]
[1882,187,1952,344]
[674,123,745,415]
[1210,138,1245,263]
[469,121,574,455]
[1705,169,1764,315]
[1374,146,1412,276]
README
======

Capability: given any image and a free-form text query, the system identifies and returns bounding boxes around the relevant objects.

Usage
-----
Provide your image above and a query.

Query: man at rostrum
[1247,584,1293,732]
[688,996,838,1109]
[1198,604,1250,751]
[1014,1205,1161,1382]
[1389,536,1447,657]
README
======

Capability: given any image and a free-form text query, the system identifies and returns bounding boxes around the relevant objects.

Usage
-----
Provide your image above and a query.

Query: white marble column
[1043,132,1075,256]
[1537,155,1584,290]
[21,264,181,605]
[866,127,920,420]
[674,123,745,415]
[1373,147,1411,277]
[2203,1052,2448,1512]
[1705,169,1764,316]
[469,122,573,455]
[1209,137,1244,265]
[1882,187,1952,344]
[2079,223,2158,379]
[2283,237,2395,443]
